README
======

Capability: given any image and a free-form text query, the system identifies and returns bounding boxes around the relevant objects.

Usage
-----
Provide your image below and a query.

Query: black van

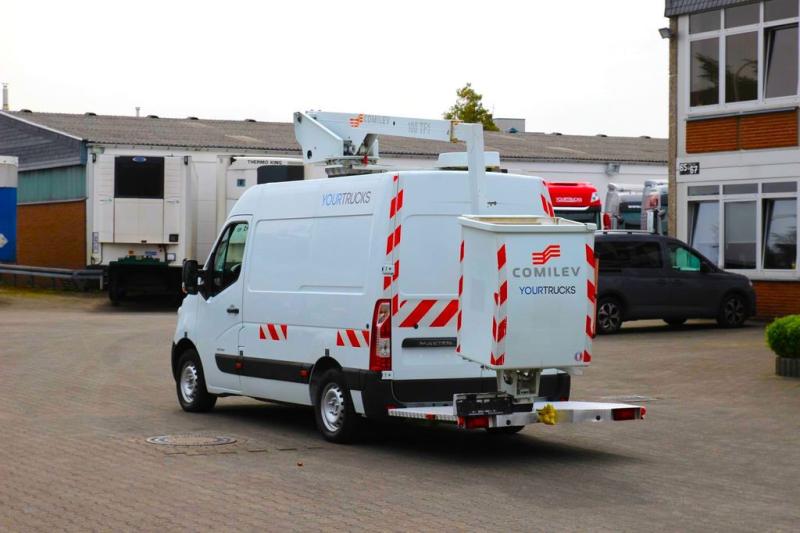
[594,231,756,334]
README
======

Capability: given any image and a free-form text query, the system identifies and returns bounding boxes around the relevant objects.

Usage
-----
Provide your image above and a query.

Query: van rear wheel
[596,298,623,334]
[314,369,360,443]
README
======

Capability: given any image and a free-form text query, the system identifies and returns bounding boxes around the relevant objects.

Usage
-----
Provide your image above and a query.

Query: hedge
[766,315,800,359]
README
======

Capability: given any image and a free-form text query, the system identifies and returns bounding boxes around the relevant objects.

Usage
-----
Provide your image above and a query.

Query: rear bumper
[343,370,571,419]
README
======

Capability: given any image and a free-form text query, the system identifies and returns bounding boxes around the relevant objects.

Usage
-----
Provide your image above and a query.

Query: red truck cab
[545,181,603,228]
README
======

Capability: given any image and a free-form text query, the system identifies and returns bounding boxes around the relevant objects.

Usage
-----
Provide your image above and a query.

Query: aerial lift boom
[294,111,487,213]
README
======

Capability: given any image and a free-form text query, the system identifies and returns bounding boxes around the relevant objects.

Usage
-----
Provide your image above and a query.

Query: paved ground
[0,287,798,532]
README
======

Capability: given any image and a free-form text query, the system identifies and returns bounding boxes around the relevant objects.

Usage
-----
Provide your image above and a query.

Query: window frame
[686,179,799,277]
[204,221,250,298]
[686,1,800,114]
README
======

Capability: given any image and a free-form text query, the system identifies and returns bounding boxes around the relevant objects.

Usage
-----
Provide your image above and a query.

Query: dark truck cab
[594,231,756,333]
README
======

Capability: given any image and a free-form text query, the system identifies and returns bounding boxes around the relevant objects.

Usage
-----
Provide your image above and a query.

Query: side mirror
[182,260,201,295]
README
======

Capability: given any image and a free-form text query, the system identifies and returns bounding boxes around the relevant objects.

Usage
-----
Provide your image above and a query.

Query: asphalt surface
[1,288,798,532]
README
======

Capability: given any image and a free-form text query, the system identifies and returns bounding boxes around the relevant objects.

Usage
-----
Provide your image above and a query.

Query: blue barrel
[0,156,18,262]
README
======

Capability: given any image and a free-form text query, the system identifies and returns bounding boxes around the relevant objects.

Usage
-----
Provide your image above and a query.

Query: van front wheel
[176,350,216,412]
[314,370,359,443]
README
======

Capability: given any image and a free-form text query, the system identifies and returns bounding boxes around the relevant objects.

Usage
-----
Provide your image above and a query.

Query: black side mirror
[182,260,201,295]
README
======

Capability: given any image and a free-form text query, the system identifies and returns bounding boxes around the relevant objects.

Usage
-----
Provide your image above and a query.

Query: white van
[171,169,577,438]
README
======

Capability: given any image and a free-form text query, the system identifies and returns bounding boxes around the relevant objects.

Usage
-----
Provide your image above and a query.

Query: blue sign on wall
[0,187,17,262]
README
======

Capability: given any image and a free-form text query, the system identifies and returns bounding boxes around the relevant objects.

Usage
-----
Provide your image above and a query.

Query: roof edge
[0,111,85,142]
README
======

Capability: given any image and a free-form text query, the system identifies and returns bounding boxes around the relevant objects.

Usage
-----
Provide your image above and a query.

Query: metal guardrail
[0,264,104,290]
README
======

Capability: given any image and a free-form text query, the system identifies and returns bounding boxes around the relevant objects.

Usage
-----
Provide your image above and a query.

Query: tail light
[457,416,490,429]
[645,193,659,209]
[612,407,645,421]
[602,212,612,230]
[369,299,392,372]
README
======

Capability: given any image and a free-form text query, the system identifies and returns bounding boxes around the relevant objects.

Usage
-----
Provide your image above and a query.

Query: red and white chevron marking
[259,323,288,341]
[456,240,464,352]
[336,329,370,348]
[582,243,596,363]
[532,244,561,265]
[490,243,508,366]
[540,194,555,217]
[385,174,404,316]
[396,299,460,328]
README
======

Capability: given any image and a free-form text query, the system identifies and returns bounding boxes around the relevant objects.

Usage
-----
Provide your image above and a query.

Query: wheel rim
[724,297,745,324]
[320,383,345,433]
[598,302,621,331]
[180,363,199,404]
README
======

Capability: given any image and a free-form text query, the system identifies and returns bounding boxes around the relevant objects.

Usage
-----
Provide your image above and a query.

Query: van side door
[597,238,670,319]
[665,241,726,318]
[194,218,251,394]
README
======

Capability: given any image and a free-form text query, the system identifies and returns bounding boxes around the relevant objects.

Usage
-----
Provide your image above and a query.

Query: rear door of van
[390,172,551,389]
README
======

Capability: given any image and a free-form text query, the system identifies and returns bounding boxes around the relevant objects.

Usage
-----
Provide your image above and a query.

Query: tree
[443,83,499,131]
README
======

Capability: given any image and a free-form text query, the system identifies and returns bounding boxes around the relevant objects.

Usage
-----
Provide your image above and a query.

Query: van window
[248,215,371,293]
[596,241,663,271]
[668,243,702,271]
[400,215,460,295]
[207,222,249,296]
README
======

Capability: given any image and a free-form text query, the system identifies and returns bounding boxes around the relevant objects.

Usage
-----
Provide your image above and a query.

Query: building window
[762,198,798,268]
[690,10,721,33]
[725,32,758,102]
[687,2,800,108]
[691,38,720,106]
[765,0,799,21]
[725,4,760,27]
[765,24,798,98]
[724,201,757,269]
[689,201,720,262]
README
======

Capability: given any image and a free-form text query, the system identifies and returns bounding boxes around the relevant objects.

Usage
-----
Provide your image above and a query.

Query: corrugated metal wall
[17,165,86,203]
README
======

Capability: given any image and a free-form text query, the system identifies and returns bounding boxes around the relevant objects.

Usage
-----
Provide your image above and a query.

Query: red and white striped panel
[540,194,555,217]
[456,240,464,352]
[259,323,288,341]
[490,244,508,366]
[396,299,459,328]
[385,174,404,316]
[582,243,596,363]
[336,329,370,348]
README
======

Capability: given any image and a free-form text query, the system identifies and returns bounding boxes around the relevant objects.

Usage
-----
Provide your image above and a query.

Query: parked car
[594,231,756,334]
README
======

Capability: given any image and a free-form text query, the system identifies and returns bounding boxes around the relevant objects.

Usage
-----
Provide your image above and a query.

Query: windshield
[554,208,601,226]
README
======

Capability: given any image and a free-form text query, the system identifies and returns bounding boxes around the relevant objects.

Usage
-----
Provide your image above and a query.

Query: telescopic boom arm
[293,111,487,213]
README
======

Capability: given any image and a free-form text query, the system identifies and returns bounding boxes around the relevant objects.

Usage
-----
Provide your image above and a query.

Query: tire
[176,350,217,412]
[487,426,524,435]
[664,318,687,327]
[717,293,747,328]
[596,297,623,334]
[313,369,360,443]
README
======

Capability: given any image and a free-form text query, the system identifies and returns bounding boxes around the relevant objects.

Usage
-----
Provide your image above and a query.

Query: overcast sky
[2,0,669,138]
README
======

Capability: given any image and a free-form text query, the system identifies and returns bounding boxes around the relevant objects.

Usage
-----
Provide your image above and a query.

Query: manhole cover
[146,435,237,446]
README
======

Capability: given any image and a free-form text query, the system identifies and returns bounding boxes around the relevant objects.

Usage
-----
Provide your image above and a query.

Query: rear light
[645,193,659,209]
[612,407,643,421]
[369,299,392,372]
[602,212,611,230]
[457,416,490,429]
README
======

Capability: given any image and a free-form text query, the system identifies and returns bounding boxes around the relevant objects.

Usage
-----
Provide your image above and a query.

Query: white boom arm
[294,111,487,213]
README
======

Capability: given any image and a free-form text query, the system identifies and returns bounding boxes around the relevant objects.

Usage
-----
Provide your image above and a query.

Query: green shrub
[766,315,800,359]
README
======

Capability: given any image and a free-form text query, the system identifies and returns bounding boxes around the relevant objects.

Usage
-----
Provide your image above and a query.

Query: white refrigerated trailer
[87,152,305,303]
